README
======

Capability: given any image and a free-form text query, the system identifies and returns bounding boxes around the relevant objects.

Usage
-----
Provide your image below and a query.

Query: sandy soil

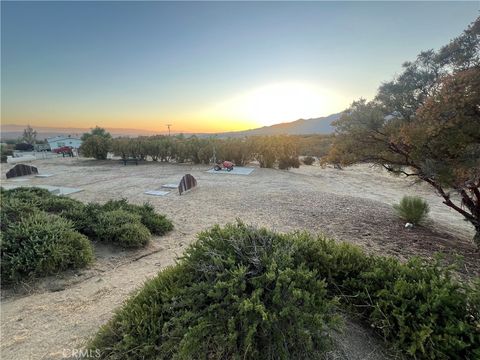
[1,157,478,360]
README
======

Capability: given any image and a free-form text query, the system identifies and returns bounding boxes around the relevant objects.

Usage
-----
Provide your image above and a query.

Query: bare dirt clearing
[1,158,477,359]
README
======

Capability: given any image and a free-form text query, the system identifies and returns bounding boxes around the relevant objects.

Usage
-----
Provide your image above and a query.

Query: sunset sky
[1,1,478,133]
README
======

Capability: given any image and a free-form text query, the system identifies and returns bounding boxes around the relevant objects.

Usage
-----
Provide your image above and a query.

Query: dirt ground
[1,157,478,360]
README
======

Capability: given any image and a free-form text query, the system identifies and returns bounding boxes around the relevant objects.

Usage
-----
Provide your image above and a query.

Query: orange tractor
[214,160,234,172]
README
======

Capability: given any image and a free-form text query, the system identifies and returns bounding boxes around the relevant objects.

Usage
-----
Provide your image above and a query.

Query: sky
[1,1,478,133]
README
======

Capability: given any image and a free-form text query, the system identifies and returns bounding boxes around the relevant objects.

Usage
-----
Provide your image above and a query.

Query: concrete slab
[9,178,30,182]
[207,167,255,176]
[144,190,170,196]
[36,174,54,178]
[161,183,179,189]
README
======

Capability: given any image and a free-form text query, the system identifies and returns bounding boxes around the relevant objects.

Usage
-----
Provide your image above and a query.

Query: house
[47,135,83,151]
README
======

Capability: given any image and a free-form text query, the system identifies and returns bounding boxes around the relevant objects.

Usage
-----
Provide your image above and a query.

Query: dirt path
[1,158,477,359]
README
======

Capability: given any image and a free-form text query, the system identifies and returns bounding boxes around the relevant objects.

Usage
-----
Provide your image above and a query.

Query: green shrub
[116,223,151,248]
[68,202,104,237]
[393,196,430,225]
[1,188,174,283]
[346,256,480,358]
[0,196,39,231]
[91,223,480,360]
[1,211,94,283]
[135,203,173,236]
[0,189,173,246]
[79,135,111,160]
[102,199,173,235]
[1,186,52,202]
[293,233,480,359]
[40,194,84,214]
[94,209,151,248]
[1,144,14,163]
[90,222,341,359]
[302,156,316,165]
[278,156,301,170]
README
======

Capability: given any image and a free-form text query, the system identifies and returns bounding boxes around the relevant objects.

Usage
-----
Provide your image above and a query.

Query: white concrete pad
[161,183,179,189]
[36,174,54,178]
[9,178,30,182]
[55,186,84,195]
[207,167,255,175]
[144,190,170,196]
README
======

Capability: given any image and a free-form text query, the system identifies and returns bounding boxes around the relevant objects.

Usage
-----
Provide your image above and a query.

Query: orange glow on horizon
[2,82,348,133]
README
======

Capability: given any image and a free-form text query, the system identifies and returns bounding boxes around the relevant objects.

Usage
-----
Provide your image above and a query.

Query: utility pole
[166,124,172,136]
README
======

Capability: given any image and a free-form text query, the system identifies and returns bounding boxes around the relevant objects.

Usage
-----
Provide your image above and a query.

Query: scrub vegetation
[0,187,173,283]
[91,222,480,359]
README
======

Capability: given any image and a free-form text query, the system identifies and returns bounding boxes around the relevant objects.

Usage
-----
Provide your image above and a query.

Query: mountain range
[0,112,342,140]
[215,112,341,138]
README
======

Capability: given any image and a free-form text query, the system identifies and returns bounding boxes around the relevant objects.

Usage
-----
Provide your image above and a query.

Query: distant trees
[81,126,112,141]
[325,17,480,246]
[21,125,37,145]
[108,134,308,169]
[79,128,331,170]
[80,127,112,160]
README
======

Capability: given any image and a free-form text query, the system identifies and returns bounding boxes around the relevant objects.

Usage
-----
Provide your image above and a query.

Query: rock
[405,222,414,229]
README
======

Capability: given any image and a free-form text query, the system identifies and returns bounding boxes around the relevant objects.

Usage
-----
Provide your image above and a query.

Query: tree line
[80,128,334,170]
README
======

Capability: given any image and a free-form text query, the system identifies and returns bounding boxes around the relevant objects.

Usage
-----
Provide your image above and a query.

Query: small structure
[6,164,38,179]
[47,135,82,152]
[207,167,255,176]
[178,174,197,195]
[121,156,139,165]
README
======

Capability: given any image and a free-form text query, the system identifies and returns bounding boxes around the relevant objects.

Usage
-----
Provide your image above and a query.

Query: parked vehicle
[14,143,34,151]
[53,146,74,157]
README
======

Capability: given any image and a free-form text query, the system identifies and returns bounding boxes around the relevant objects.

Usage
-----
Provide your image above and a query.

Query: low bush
[1,211,94,283]
[0,196,38,231]
[90,223,341,359]
[278,156,301,170]
[393,195,430,225]
[350,257,480,358]
[1,186,52,202]
[91,223,480,360]
[94,209,150,248]
[117,223,151,248]
[40,194,84,214]
[102,199,173,235]
[1,188,173,282]
[302,156,316,165]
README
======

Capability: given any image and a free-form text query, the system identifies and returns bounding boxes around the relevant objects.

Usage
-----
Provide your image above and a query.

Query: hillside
[217,112,342,138]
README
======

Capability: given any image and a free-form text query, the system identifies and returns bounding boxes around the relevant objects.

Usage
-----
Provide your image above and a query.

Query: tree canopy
[79,127,112,160]
[326,17,480,246]
[21,125,37,145]
[81,126,112,141]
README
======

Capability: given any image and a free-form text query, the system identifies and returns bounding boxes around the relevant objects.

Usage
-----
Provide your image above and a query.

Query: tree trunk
[474,225,480,249]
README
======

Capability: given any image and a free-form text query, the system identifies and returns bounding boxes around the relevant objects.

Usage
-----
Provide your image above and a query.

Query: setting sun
[199,82,344,129]
[231,83,329,126]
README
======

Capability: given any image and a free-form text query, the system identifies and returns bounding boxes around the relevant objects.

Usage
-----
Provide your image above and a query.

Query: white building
[46,135,83,151]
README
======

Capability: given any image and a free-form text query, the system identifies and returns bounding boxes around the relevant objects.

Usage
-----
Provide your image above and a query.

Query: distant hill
[216,112,342,138]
